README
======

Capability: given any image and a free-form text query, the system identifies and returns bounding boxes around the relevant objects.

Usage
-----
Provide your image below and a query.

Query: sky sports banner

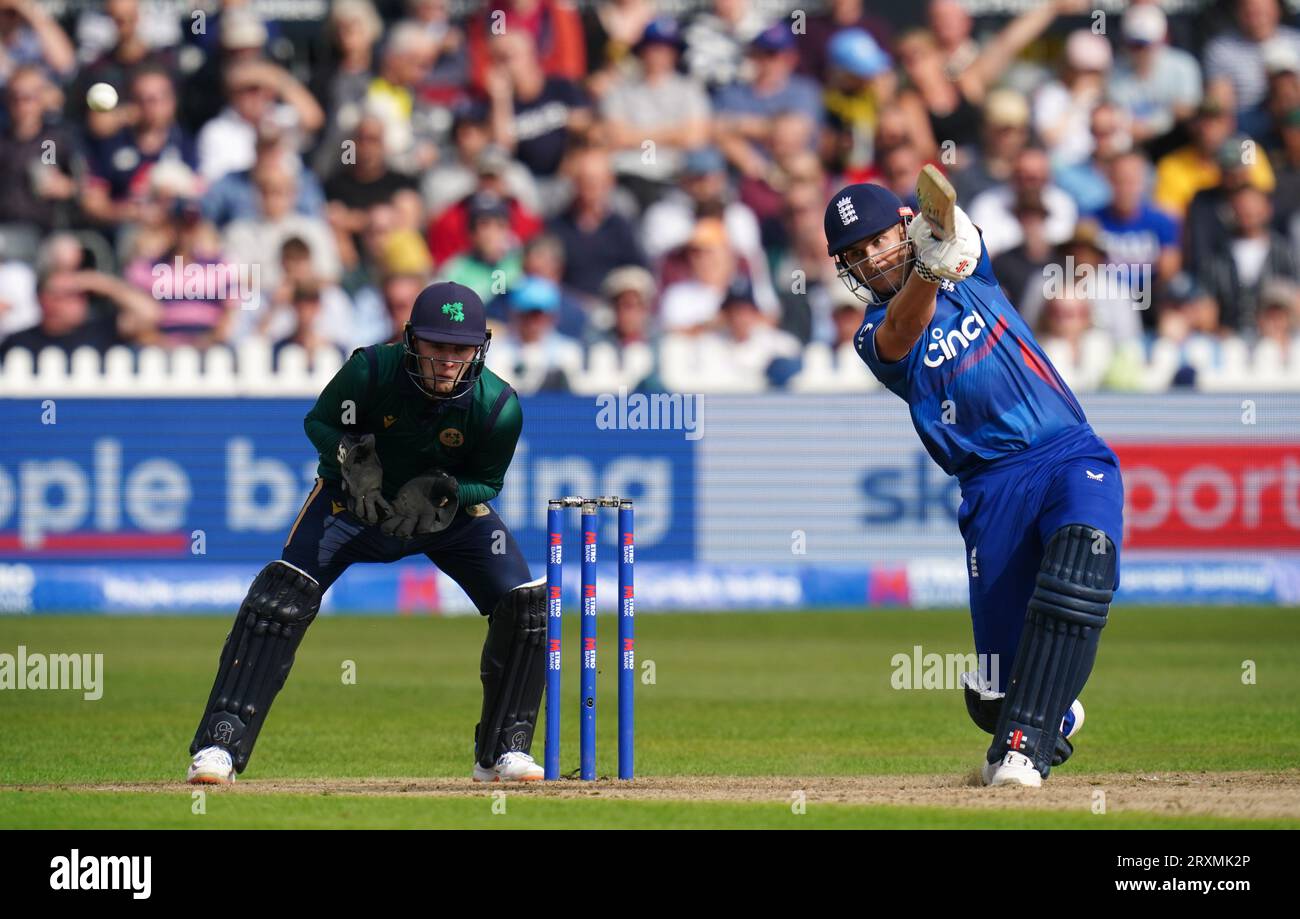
[0,393,1298,613]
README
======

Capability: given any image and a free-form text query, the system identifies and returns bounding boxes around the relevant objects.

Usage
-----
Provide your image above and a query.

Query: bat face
[916,164,957,241]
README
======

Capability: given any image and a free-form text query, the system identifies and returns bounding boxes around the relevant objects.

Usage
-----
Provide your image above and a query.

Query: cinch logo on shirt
[923,312,988,368]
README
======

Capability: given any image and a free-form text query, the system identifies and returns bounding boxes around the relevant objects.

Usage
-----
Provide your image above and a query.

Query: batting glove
[907,205,982,283]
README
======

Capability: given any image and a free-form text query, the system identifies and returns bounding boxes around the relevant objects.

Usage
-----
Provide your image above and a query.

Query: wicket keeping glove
[381,471,460,538]
[338,433,393,525]
[908,205,982,283]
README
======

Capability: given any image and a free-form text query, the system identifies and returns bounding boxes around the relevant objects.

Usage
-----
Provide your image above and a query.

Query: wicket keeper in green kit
[187,282,547,784]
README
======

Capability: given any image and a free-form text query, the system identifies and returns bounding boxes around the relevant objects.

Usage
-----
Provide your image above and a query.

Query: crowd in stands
[2,0,1300,392]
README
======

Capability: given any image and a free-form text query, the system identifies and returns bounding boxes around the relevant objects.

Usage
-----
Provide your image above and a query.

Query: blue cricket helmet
[824,183,911,256]
[823,183,916,304]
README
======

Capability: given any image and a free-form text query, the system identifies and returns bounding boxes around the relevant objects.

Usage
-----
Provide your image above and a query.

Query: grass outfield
[1,607,1298,828]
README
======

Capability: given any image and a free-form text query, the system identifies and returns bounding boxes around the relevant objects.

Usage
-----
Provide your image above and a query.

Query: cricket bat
[915,164,957,242]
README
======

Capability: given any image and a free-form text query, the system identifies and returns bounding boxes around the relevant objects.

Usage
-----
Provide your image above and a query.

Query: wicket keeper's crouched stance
[186,281,547,784]
[824,175,1124,786]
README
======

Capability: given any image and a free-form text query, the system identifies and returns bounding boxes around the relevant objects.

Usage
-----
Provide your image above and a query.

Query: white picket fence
[2,333,1298,396]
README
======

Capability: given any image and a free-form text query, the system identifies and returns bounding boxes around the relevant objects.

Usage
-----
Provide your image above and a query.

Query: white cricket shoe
[187,745,235,785]
[982,751,1043,787]
[473,751,545,783]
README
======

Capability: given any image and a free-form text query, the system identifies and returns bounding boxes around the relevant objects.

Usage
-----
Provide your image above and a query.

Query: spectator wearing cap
[968,146,1079,258]
[486,274,583,393]
[425,154,544,267]
[466,0,587,94]
[0,66,82,238]
[1204,0,1300,141]
[1091,149,1181,308]
[0,267,160,362]
[714,23,825,169]
[68,0,179,132]
[1198,183,1298,333]
[700,276,802,387]
[512,232,590,339]
[440,191,524,302]
[600,17,712,209]
[484,28,593,193]
[1154,94,1277,218]
[0,0,74,89]
[1255,279,1300,354]
[992,189,1055,314]
[640,146,765,287]
[421,106,540,220]
[797,0,894,83]
[1108,3,1203,149]
[201,126,327,229]
[1184,133,1277,273]
[595,264,658,349]
[822,28,896,172]
[82,66,196,227]
[1034,30,1112,169]
[344,217,431,342]
[827,282,866,358]
[197,57,324,184]
[180,6,279,139]
[375,241,432,343]
[950,88,1032,202]
[546,144,646,297]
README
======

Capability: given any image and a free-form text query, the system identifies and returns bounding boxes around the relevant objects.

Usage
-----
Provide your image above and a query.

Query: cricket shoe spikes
[187,745,235,785]
[982,751,1043,787]
[473,751,545,783]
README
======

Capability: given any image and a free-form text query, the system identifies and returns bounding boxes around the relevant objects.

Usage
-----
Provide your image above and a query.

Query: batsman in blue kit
[823,174,1124,786]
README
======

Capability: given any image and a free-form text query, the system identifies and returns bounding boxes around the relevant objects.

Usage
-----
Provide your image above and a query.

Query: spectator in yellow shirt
[1154,95,1274,216]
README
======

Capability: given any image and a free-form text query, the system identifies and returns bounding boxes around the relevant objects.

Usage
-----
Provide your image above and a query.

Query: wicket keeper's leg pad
[987,525,1114,776]
[475,576,547,768]
[962,673,1075,767]
[191,561,321,773]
